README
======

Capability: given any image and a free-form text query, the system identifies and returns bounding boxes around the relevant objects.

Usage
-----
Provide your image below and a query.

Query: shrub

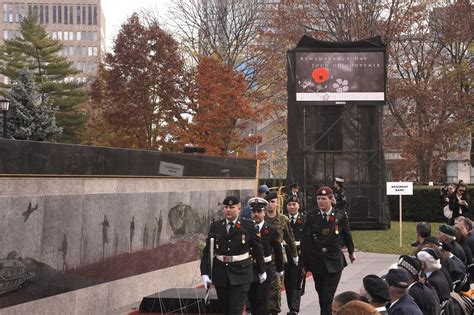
[388,186,474,222]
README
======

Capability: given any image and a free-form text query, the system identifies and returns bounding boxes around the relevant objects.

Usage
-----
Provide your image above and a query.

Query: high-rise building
[0,0,105,83]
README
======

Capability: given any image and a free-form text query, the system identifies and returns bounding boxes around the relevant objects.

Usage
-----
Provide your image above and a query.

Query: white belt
[216,252,250,263]
[282,241,300,246]
[264,255,272,263]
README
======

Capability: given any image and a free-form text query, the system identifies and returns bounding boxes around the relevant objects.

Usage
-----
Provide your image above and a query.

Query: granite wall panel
[0,177,255,310]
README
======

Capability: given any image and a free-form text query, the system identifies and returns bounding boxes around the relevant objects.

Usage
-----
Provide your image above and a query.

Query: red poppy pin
[263,228,269,234]
[235,223,241,229]
[329,215,335,222]
[312,67,330,84]
[297,218,302,224]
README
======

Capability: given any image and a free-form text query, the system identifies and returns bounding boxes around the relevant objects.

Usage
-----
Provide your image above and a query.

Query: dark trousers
[312,271,342,315]
[248,278,271,315]
[215,283,250,315]
[284,261,302,312]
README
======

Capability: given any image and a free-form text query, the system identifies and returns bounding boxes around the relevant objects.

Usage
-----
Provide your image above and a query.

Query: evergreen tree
[5,68,61,141]
[0,14,87,143]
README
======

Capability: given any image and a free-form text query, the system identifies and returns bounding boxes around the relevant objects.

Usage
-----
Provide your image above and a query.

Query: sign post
[386,182,413,247]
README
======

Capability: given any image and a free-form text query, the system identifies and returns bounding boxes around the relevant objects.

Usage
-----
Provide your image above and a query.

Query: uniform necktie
[291,216,295,225]
[322,212,327,222]
[227,221,234,235]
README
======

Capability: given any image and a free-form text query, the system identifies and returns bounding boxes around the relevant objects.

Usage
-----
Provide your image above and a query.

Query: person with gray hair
[417,248,451,303]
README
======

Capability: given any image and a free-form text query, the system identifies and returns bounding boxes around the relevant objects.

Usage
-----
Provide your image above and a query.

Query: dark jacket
[449,193,470,220]
[253,221,284,282]
[388,293,423,315]
[200,217,265,287]
[300,208,354,274]
[427,269,452,302]
[408,282,441,315]
[286,212,305,259]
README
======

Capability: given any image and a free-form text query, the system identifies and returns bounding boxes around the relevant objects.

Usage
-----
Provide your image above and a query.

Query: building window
[57,5,62,24]
[470,166,474,184]
[39,5,44,24]
[93,5,97,25]
[64,6,68,24]
[69,5,73,24]
[88,5,92,25]
[44,5,49,24]
[447,161,458,184]
[3,4,8,23]
[82,5,86,24]
[76,5,80,24]
[52,5,56,23]
[15,3,21,23]
[64,31,68,41]
[76,31,81,41]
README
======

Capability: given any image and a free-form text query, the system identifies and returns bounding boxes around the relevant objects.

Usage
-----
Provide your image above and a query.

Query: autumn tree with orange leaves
[82,13,187,150]
[176,56,262,156]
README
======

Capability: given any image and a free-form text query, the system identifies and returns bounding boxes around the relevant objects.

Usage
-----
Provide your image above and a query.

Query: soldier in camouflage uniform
[265,192,298,314]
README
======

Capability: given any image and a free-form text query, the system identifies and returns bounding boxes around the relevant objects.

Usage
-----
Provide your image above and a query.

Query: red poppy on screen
[312,67,330,83]
[263,228,269,234]
[236,223,241,229]
[329,215,335,222]
[297,218,302,224]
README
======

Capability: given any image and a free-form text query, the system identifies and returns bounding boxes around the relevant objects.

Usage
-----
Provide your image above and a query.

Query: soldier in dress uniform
[247,197,285,315]
[265,192,298,315]
[300,186,356,315]
[286,183,305,213]
[332,177,348,216]
[284,195,306,315]
[201,196,267,315]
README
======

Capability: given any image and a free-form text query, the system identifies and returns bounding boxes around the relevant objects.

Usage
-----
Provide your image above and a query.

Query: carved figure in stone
[22,202,38,222]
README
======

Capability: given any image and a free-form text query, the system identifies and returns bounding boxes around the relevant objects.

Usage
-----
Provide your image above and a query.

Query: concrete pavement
[113,251,399,314]
[280,251,399,314]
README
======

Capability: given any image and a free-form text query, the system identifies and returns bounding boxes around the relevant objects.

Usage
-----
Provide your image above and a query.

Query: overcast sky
[101,0,173,51]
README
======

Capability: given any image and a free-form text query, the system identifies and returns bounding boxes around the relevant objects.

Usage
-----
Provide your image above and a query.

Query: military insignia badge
[228,200,234,205]
[242,234,246,244]
[335,224,340,235]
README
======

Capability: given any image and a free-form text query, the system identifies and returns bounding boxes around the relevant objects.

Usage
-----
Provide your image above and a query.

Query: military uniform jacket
[266,213,298,260]
[200,217,265,287]
[388,294,423,315]
[286,213,305,257]
[253,222,284,281]
[300,208,354,274]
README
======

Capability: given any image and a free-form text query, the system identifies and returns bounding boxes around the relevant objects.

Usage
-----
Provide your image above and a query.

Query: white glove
[276,271,284,278]
[259,272,267,283]
[202,275,212,289]
[293,256,299,266]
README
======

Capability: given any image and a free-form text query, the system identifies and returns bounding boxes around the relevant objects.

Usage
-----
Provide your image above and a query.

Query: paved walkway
[280,251,398,314]
[113,251,399,314]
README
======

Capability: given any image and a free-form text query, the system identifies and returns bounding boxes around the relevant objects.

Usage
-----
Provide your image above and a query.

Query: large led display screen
[295,51,385,104]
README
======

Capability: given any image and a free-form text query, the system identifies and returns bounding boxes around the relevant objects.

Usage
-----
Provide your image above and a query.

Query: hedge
[388,186,474,222]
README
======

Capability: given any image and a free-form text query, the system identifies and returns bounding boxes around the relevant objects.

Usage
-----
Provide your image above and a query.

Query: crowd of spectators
[331,216,474,314]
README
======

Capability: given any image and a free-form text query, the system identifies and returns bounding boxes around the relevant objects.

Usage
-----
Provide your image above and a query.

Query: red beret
[316,186,333,196]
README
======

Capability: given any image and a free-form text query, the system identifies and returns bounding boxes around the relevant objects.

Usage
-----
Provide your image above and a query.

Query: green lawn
[352,221,442,255]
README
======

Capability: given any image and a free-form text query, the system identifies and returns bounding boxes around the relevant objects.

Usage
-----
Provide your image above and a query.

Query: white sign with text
[386,182,413,195]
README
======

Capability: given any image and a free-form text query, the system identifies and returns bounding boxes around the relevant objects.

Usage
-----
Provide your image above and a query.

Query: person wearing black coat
[247,197,284,315]
[284,195,305,315]
[397,255,440,315]
[448,184,470,225]
[417,248,452,303]
[300,186,356,315]
[385,269,422,315]
[200,196,266,315]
